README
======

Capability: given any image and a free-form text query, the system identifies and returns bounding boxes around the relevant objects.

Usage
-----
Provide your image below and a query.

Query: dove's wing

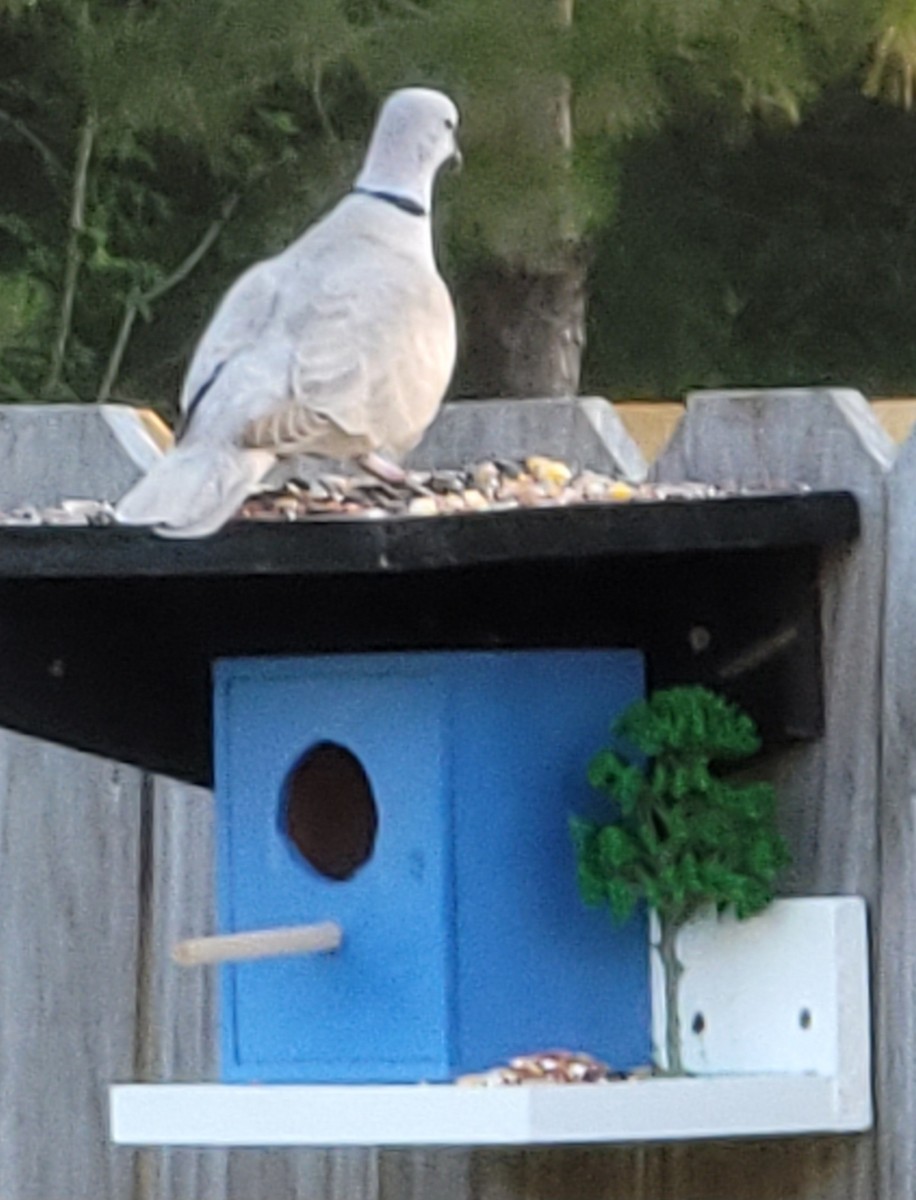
[241,201,456,462]
[178,256,285,433]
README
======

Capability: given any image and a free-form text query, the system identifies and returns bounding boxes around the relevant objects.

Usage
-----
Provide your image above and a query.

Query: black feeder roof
[0,491,859,785]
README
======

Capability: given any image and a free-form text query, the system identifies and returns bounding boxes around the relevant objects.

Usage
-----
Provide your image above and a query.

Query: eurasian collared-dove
[115,87,460,537]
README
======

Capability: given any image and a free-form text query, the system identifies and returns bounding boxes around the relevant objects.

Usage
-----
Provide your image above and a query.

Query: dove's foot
[359,452,407,485]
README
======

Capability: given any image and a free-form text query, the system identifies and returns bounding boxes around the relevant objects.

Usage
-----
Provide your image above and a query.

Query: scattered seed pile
[0,456,805,528]
[0,498,116,527]
[455,1049,648,1087]
[241,457,737,524]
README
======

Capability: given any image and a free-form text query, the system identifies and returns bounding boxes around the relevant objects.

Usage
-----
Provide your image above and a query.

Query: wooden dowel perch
[172,921,343,967]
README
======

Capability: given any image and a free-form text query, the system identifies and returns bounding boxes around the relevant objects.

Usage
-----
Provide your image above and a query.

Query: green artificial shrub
[571,685,790,1074]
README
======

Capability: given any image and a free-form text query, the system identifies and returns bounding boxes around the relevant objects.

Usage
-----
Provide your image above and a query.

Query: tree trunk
[658,913,686,1075]
[456,0,585,400]
[458,257,587,397]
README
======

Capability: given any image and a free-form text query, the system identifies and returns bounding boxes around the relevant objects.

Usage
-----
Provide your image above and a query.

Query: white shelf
[110,1074,870,1147]
[111,897,871,1147]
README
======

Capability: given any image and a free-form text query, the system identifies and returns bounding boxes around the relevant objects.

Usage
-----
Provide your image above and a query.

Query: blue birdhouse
[212,648,649,1084]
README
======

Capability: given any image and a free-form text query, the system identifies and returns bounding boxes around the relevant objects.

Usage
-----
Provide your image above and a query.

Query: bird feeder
[0,487,872,1144]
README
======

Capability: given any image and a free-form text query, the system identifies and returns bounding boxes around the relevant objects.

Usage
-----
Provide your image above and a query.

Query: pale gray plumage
[116,87,460,537]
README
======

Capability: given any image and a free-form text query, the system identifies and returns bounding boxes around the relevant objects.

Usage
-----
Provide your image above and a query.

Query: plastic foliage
[570,685,790,1074]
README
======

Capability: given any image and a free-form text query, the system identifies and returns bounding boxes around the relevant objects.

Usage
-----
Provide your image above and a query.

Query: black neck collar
[353,187,426,217]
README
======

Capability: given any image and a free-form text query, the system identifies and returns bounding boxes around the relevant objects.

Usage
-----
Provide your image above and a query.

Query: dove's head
[355,87,461,216]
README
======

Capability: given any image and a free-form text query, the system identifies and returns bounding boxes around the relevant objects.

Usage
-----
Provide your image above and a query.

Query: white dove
[116,87,460,537]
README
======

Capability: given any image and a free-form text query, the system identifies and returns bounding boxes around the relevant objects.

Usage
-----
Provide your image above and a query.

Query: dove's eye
[444,118,455,131]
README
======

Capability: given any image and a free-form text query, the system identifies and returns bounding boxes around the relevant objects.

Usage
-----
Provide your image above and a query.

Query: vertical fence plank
[378,1148,473,1200]
[0,734,143,1200]
[656,387,892,897]
[134,775,228,1200]
[646,387,890,1200]
[877,427,916,1200]
[0,405,160,1200]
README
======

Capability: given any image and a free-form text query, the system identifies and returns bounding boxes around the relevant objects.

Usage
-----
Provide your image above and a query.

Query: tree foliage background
[0,0,913,416]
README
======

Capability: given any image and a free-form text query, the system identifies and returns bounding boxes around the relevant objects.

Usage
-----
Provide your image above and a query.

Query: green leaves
[571,686,790,929]
[0,0,904,404]
[570,816,640,919]
[616,686,762,760]
[587,750,645,812]
[598,823,640,872]
[0,0,374,401]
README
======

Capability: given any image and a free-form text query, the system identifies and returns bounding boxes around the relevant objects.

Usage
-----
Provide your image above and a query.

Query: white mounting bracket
[652,897,870,1086]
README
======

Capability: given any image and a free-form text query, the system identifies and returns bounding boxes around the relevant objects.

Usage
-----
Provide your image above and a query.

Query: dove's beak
[449,142,463,172]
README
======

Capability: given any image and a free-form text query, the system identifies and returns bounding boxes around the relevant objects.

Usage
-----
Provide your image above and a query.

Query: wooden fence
[0,388,908,1199]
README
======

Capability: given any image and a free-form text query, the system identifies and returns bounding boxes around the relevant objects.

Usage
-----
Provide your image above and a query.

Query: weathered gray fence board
[657,387,892,897]
[0,732,143,1200]
[0,404,154,508]
[267,396,649,489]
[140,778,216,1085]
[418,1141,873,1200]
[877,428,916,1200]
[134,776,227,1200]
[0,407,155,1200]
[378,1147,472,1200]
[646,388,890,1200]
[224,1147,379,1200]
[407,396,647,480]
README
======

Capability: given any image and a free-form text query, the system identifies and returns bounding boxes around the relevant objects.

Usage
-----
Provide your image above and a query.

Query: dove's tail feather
[115,442,276,539]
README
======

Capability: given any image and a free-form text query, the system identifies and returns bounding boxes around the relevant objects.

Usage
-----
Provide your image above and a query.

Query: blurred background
[2,0,916,419]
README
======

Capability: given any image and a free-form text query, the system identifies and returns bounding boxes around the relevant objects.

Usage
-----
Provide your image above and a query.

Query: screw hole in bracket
[799,1007,813,1030]
[691,1012,706,1035]
[688,626,712,654]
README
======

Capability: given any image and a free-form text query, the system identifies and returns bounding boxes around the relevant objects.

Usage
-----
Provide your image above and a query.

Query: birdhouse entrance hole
[283,742,378,881]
